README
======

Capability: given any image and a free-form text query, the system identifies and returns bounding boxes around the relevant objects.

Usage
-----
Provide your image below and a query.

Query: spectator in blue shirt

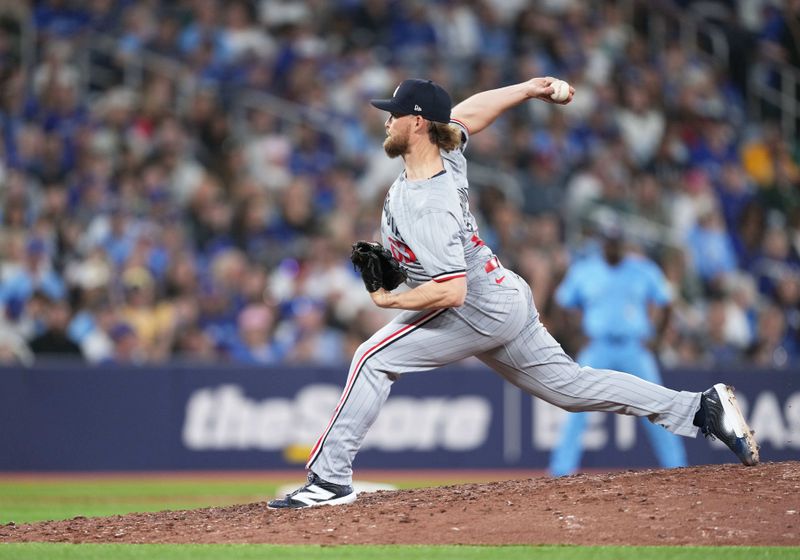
[0,238,66,307]
[229,303,281,364]
[549,227,688,476]
[686,206,738,291]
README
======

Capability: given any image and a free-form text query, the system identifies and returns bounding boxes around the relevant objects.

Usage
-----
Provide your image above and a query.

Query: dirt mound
[2,462,798,546]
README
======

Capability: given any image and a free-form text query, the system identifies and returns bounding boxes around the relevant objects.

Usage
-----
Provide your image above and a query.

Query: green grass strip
[0,544,798,560]
[0,480,280,524]
[0,480,279,499]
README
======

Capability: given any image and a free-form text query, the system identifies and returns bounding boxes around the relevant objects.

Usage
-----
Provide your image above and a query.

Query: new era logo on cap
[370,79,452,124]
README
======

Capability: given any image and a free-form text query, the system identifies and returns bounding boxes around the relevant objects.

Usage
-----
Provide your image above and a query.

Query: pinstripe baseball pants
[307,270,701,485]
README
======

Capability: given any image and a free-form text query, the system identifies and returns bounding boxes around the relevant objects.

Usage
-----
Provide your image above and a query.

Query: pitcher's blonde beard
[383,131,409,158]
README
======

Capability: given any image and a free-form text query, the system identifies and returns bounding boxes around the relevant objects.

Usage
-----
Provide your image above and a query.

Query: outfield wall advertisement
[0,365,797,470]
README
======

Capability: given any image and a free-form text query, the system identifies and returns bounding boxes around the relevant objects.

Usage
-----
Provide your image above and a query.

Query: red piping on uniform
[306,309,445,468]
[433,272,466,283]
[450,117,470,135]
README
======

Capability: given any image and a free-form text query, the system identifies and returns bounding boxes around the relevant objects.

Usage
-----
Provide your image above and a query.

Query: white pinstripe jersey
[380,120,494,288]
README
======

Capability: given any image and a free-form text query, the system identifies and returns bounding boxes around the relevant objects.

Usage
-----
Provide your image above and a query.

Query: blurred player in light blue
[549,227,688,476]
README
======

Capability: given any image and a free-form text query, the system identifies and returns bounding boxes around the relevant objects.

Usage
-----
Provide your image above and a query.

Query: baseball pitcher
[268,77,759,509]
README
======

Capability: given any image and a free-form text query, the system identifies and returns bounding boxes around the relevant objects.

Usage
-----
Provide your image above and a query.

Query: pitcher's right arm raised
[450,77,574,136]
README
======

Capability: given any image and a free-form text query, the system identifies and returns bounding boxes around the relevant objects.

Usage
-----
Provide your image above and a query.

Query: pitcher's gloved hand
[350,241,407,293]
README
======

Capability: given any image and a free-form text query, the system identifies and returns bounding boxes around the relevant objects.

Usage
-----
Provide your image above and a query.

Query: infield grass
[0,479,286,524]
[0,544,797,559]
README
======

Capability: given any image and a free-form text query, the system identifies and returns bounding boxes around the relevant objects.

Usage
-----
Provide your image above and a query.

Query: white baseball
[550,79,570,102]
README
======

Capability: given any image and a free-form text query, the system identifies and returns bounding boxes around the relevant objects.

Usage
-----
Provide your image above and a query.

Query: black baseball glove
[351,241,408,293]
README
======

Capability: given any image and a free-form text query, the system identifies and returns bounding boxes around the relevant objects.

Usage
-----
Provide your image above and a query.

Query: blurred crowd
[0,0,798,369]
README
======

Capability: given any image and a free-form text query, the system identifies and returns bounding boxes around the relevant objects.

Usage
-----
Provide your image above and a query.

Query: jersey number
[387,236,417,264]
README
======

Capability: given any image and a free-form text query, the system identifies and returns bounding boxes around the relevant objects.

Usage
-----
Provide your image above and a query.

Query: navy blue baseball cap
[370,79,452,124]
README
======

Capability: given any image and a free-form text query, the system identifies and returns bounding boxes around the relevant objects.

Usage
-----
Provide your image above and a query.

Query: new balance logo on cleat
[267,472,357,509]
[696,383,760,466]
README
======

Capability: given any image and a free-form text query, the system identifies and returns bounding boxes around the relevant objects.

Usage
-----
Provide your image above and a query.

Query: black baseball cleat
[267,472,357,509]
[694,383,759,466]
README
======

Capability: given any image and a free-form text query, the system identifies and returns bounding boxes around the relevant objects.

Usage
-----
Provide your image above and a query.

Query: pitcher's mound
[2,462,798,546]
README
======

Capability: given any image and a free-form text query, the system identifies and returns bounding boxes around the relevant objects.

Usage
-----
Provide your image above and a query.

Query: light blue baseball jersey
[555,253,672,341]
